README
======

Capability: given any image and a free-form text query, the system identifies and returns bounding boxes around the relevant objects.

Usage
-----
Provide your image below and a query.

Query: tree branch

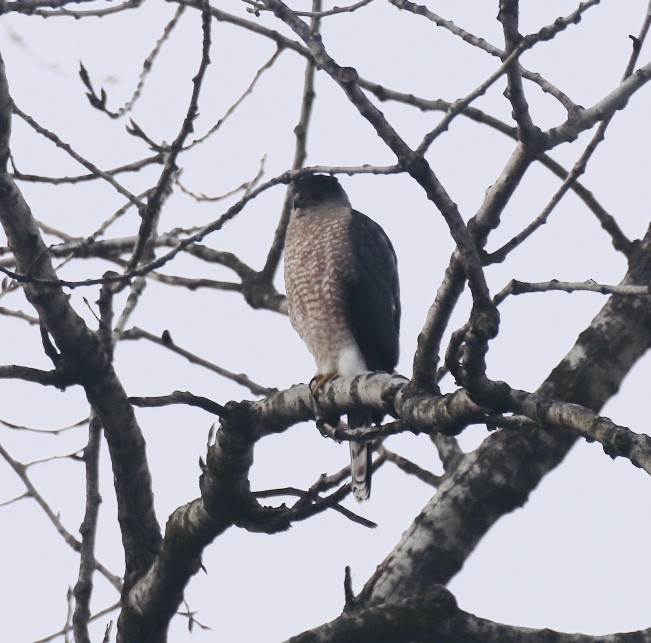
[289,585,651,643]
[357,226,651,607]
[0,52,161,596]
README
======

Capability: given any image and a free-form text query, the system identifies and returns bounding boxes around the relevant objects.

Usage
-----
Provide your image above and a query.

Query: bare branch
[6,0,142,18]
[498,0,539,142]
[494,279,650,304]
[72,413,103,643]
[0,442,122,591]
[0,364,73,387]
[261,0,321,280]
[488,8,651,262]
[176,155,266,201]
[253,487,377,528]
[80,6,186,119]
[388,0,588,115]
[0,415,88,436]
[11,153,163,185]
[0,54,161,590]
[12,104,143,208]
[0,491,29,507]
[121,326,275,396]
[129,391,226,417]
[544,59,651,148]
[358,228,651,609]
[33,602,120,643]
[126,2,212,272]
[510,390,651,476]
[430,433,464,473]
[289,584,651,642]
[185,48,284,150]
[416,0,599,156]
[242,0,374,18]
[378,446,441,487]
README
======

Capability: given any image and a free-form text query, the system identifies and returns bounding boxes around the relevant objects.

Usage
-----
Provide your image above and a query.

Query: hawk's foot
[310,372,336,396]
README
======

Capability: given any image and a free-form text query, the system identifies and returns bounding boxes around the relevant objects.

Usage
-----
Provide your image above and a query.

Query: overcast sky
[1,2,650,641]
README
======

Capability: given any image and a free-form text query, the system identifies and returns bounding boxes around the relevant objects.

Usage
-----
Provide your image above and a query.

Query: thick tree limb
[121,330,651,639]
[288,585,651,643]
[356,227,651,606]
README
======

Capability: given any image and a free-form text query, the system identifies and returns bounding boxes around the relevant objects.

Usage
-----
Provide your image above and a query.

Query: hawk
[284,174,400,501]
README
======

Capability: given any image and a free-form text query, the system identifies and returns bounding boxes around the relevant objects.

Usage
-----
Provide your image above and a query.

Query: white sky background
[0,1,650,641]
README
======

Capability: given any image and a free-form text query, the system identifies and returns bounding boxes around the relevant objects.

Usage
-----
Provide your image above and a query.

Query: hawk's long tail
[348,411,372,502]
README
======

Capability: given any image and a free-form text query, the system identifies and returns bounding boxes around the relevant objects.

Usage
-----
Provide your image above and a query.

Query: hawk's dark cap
[292,174,345,208]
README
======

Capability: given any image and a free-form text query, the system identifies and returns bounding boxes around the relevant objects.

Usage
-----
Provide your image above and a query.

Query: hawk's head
[292,174,349,210]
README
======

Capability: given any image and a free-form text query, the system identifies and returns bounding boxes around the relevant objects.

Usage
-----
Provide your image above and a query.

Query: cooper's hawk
[284,174,400,501]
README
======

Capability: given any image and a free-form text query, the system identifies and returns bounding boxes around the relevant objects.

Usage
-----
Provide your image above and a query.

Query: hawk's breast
[284,205,360,374]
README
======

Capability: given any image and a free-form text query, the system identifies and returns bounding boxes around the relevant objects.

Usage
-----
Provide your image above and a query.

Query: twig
[261,0,321,280]
[12,104,142,208]
[176,155,266,201]
[25,449,84,467]
[0,491,29,507]
[378,446,441,487]
[88,189,154,244]
[388,0,586,115]
[242,0,374,18]
[32,601,120,643]
[0,442,122,591]
[185,48,283,149]
[11,154,162,185]
[178,599,212,633]
[419,58,510,155]
[133,271,242,292]
[0,305,38,325]
[121,326,274,396]
[129,391,226,417]
[7,0,142,18]
[252,486,377,528]
[0,416,88,435]
[0,364,73,387]
[494,279,650,305]
[72,413,103,643]
[80,6,185,119]
[126,0,212,272]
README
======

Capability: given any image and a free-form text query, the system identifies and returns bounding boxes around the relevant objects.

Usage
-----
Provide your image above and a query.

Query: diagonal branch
[80,5,186,119]
[387,0,587,115]
[126,1,212,272]
[0,441,122,592]
[121,326,274,396]
[357,225,651,607]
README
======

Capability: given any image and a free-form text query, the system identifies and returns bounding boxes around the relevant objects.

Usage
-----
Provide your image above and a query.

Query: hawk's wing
[345,209,400,373]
